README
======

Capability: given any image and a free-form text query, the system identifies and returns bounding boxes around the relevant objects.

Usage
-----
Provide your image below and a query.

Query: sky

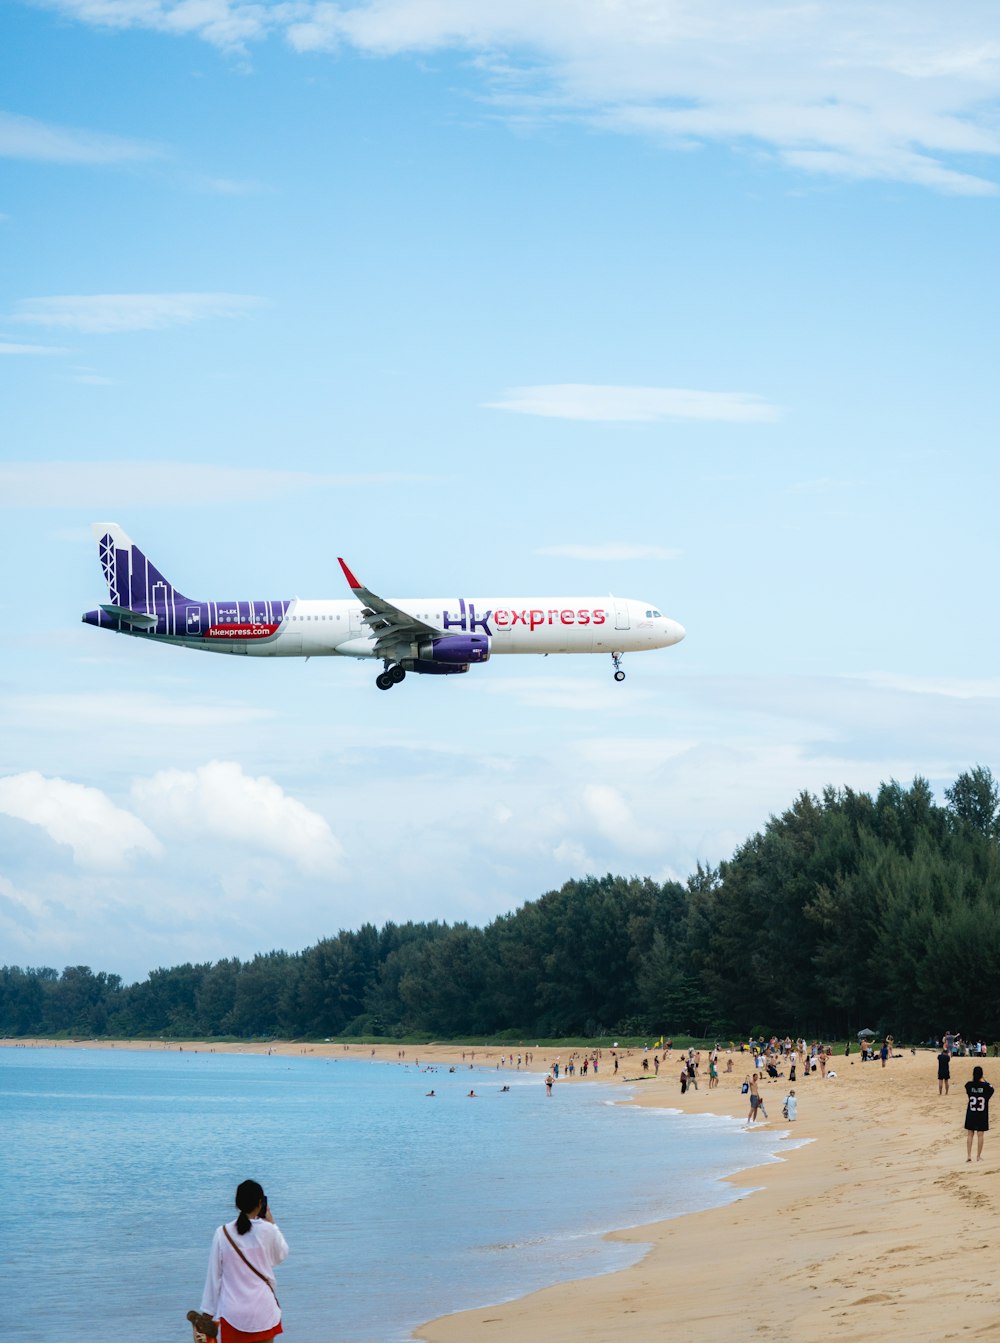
[2,0,1000,983]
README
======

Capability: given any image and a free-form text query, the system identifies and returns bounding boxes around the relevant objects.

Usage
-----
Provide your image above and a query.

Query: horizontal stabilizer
[100,604,158,628]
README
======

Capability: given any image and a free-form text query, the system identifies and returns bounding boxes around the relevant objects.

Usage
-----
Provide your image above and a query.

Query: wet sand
[6,1040,994,1341]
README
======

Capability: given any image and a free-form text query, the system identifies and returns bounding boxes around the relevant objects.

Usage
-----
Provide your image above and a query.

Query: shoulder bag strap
[223,1225,280,1308]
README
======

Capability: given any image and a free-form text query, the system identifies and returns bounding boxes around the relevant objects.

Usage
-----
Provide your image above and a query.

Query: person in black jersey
[964,1065,994,1162]
[938,1044,952,1096]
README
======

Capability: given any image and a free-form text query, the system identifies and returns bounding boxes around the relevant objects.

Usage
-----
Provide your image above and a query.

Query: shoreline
[5,1040,994,1340]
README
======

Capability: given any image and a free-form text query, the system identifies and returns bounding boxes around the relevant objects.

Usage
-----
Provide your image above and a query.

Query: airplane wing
[337,558,442,655]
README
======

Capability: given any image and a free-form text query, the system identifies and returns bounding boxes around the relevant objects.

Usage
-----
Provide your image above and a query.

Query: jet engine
[415,634,491,664]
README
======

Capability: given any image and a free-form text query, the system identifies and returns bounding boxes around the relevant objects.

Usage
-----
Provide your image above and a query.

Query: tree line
[4,767,1000,1043]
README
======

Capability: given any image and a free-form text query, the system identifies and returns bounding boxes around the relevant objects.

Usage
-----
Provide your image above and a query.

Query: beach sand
[7,1039,995,1340]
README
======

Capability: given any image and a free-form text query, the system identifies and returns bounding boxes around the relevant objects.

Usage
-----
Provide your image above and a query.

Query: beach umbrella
[857,1028,876,1039]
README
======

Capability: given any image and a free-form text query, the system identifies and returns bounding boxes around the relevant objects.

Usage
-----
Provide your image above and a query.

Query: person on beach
[545,1074,554,1095]
[938,1046,952,1096]
[783,1089,797,1121]
[680,1064,688,1095]
[747,1073,761,1123]
[964,1066,994,1161]
[200,1179,287,1343]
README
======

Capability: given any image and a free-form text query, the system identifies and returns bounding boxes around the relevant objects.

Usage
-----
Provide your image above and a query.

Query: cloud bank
[0,461,424,508]
[30,0,1000,193]
[12,293,266,334]
[131,760,344,877]
[0,110,161,164]
[0,772,162,869]
[486,384,780,423]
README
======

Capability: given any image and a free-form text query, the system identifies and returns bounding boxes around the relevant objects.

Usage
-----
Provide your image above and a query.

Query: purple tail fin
[92,522,190,612]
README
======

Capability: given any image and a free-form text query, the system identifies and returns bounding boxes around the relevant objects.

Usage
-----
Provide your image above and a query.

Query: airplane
[81,523,686,689]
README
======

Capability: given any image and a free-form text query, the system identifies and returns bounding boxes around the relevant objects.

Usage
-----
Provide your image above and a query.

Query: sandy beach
[7,1038,996,1341]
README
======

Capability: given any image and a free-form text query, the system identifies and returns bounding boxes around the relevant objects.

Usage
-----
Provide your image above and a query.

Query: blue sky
[2,0,1000,981]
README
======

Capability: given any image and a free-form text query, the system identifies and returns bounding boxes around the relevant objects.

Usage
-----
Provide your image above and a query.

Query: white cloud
[0,461,426,507]
[850,672,1000,701]
[487,675,652,713]
[0,772,162,869]
[37,0,271,48]
[132,760,344,877]
[36,1,1000,192]
[486,384,780,423]
[9,692,274,731]
[12,293,266,334]
[0,874,49,922]
[537,543,681,561]
[0,110,161,164]
[0,341,71,355]
[552,838,593,868]
[581,783,660,853]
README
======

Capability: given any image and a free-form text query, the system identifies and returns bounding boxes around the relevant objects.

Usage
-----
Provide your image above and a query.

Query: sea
[2,1046,792,1342]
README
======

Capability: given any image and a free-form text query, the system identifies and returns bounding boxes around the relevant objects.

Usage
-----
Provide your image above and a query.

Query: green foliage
[5,768,1000,1042]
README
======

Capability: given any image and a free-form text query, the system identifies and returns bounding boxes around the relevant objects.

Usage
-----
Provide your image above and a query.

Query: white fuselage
[187,595,685,658]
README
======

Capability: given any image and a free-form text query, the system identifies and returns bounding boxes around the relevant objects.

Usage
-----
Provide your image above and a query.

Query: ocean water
[3,1047,787,1342]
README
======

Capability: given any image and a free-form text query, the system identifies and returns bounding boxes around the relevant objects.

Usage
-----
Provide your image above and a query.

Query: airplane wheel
[614,670,626,682]
[376,672,394,690]
[390,665,406,683]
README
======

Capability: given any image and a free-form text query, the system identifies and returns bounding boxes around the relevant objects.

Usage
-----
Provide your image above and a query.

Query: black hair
[973,1065,985,1083]
[234,1179,265,1235]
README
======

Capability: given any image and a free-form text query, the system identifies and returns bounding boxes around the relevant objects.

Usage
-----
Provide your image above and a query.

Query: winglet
[338,557,362,592]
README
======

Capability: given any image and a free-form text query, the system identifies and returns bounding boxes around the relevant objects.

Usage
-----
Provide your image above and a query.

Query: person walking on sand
[938,1044,952,1096]
[965,1065,994,1161]
[748,1073,761,1123]
[783,1089,797,1121]
[199,1180,287,1343]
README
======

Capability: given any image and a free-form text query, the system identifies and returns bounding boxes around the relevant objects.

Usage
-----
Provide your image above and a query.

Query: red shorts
[220,1320,283,1343]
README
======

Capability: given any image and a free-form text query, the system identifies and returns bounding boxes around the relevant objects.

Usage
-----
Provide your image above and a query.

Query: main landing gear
[376,662,406,690]
[612,652,625,683]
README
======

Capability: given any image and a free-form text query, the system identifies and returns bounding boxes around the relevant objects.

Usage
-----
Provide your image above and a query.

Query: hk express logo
[444,598,608,635]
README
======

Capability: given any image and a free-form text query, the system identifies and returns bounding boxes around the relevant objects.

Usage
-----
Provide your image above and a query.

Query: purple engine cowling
[417,634,491,664]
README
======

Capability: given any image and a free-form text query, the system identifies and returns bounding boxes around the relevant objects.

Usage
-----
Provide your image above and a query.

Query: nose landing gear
[376,662,407,690]
[612,652,625,683]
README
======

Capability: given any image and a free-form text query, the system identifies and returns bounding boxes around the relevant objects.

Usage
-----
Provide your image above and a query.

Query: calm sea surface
[3,1047,787,1342]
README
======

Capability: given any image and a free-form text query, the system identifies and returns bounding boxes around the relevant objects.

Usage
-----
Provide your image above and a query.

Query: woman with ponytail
[200,1180,289,1342]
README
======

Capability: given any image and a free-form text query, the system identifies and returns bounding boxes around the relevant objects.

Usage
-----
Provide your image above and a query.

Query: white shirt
[201,1217,289,1332]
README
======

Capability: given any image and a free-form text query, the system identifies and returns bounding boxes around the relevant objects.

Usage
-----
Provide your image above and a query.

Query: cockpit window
[645,609,663,618]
